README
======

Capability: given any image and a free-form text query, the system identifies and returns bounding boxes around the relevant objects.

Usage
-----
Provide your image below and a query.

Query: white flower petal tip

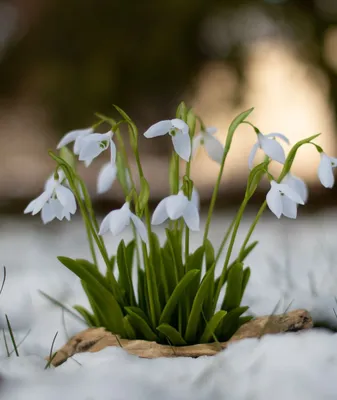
[151,192,200,230]
[144,119,191,160]
[266,180,304,219]
[57,128,93,149]
[99,203,147,242]
[24,174,77,224]
[192,127,223,164]
[318,153,337,189]
[281,173,308,203]
[249,131,289,168]
[97,163,117,194]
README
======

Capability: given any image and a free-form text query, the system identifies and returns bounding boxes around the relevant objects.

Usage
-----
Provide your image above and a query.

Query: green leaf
[95,112,117,127]
[156,323,187,346]
[215,306,249,341]
[123,315,137,340]
[165,229,183,281]
[137,267,147,312]
[159,269,199,325]
[125,307,158,341]
[150,232,169,307]
[186,109,196,137]
[200,310,227,343]
[184,265,216,343]
[138,177,150,212]
[117,241,136,306]
[245,160,269,199]
[204,239,215,271]
[222,262,244,311]
[169,153,177,193]
[113,105,138,149]
[225,108,254,150]
[58,256,125,335]
[240,267,251,303]
[74,258,124,305]
[161,246,176,295]
[73,305,96,327]
[116,153,131,194]
[59,146,76,171]
[238,241,258,263]
[176,101,188,121]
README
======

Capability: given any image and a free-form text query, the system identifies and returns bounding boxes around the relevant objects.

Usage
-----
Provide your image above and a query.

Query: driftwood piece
[51,309,312,367]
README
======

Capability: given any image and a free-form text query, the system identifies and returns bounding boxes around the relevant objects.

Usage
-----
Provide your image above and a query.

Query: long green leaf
[240,267,251,303]
[204,239,215,271]
[159,269,199,325]
[125,307,158,341]
[117,240,136,306]
[222,262,243,311]
[150,232,169,307]
[224,107,254,150]
[73,305,96,327]
[156,324,187,346]
[215,306,249,341]
[123,315,137,339]
[184,265,216,343]
[58,256,125,335]
[200,310,227,343]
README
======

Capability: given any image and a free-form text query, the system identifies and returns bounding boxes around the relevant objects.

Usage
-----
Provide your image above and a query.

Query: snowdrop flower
[144,119,191,161]
[57,129,116,167]
[99,202,147,243]
[24,172,77,224]
[57,127,94,155]
[317,152,337,188]
[97,162,117,194]
[151,191,200,231]
[192,127,224,164]
[266,180,305,219]
[248,132,290,169]
[281,173,308,203]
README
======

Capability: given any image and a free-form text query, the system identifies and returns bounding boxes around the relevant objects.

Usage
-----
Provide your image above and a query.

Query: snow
[1,209,337,399]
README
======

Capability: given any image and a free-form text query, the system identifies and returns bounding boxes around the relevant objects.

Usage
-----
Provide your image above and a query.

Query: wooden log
[50,309,312,367]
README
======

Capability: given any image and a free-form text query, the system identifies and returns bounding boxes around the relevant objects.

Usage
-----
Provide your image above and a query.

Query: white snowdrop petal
[31,191,51,215]
[281,196,298,219]
[109,208,130,236]
[79,141,103,162]
[55,185,77,214]
[192,135,202,157]
[266,186,282,218]
[130,214,148,243]
[97,163,117,194]
[259,135,286,164]
[183,202,200,231]
[171,119,189,135]
[206,127,217,135]
[203,134,224,164]
[144,120,172,138]
[49,198,64,220]
[191,187,200,209]
[166,194,189,220]
[24,198,37,214]
[151,198,169,225]
[248,142,259,170]
[41,202,55,224]
[99,210,114,235]
[278,183,304,205]
[171,132,191,161]
[109,139,117,164]
[282,174,308,203]
[266,132,290,145]
[318,153,334,188]
[56,128,93,149]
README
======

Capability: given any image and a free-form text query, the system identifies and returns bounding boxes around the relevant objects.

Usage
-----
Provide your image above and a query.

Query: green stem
[239,201,266,261]
[202,145,230,247]
[214,216,236,266]
[212,197,249,311]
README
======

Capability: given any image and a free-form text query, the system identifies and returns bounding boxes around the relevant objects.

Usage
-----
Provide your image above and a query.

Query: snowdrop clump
[23,102,337,348]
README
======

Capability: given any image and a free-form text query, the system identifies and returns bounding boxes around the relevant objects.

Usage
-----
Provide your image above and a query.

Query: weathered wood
[50,309,312,367]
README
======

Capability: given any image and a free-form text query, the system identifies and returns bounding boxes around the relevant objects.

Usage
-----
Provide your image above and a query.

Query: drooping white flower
[97,162,117,194]
[99,202,147,243]
[266,180,305,219]
[281,173,308,203]
[248,132,290,170]
[57,128,93,154]
[144,119,191,161]
[151,191,200,231]
[77,131,116,167]
[318,152,337,188]
[192,127,224,164]
[24,172,77,224]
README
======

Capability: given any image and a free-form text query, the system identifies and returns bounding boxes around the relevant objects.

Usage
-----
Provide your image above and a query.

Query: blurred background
[1,0,337,213]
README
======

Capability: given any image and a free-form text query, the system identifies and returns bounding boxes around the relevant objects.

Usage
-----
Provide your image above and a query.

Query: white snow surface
[1,209,337,399]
